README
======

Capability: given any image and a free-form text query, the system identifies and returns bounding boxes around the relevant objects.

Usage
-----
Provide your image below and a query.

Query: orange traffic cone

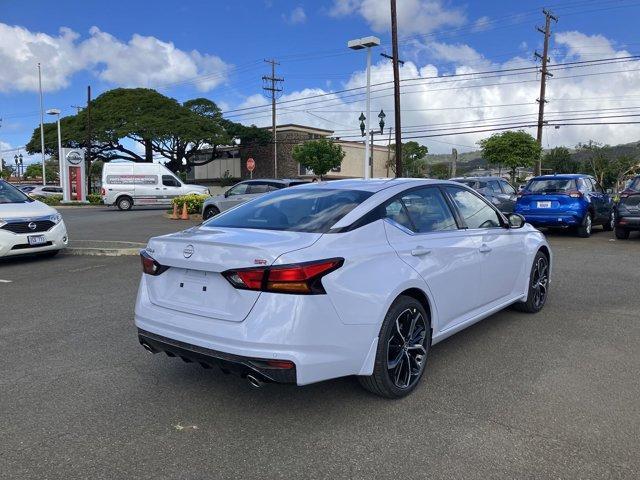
[171,203,179,219]
[180,203,189,220]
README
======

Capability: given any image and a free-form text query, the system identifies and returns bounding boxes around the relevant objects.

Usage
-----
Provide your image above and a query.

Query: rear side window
[526,178,577,193]
[500,181,516,195]
[445,187,502,229]
[386,187,457,233]
[247,183,269,194]
[205,188,372,233]
[487,180,501,193]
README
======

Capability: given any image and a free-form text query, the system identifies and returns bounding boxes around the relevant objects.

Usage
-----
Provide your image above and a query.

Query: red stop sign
[246,158,255,172]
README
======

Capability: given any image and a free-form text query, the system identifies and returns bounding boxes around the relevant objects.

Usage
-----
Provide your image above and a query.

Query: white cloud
[235,32,640,153]
[283,6,307,25]
[0,23,230,93]
[330,0,466,35]
[472,16,491,33]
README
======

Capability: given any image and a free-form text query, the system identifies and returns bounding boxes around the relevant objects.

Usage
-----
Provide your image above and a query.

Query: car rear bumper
[518,212,583,227]
[0,221,68,257]
[616,216,640,229]
[137,328,297,384]
[134,275,379,386]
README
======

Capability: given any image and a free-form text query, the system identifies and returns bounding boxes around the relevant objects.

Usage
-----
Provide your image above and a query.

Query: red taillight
[223,258,343,294]
[140,250,169,276]
[101,187,106,196]
[567,190,583,198]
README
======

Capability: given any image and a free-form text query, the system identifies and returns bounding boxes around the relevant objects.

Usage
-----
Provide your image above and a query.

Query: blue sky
[2,0,640,162]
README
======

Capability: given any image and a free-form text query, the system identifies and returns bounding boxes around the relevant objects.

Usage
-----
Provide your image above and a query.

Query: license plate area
[537,201,552,208]
[28,235,47,246]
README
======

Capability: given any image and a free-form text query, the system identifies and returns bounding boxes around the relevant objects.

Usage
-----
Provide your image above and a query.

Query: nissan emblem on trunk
[183,245,194,258]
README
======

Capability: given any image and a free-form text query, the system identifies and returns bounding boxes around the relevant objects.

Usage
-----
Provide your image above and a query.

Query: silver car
[28,185,64,198]
[450,176,518,214]
[202,179,309,219]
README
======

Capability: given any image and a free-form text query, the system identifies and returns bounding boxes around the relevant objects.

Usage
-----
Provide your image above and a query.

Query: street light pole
[348,36,380,180]
[37,63,46,185]
[46,109,65,201]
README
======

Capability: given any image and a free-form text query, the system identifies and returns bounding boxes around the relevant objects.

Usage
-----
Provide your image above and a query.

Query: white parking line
[0,279,13,283]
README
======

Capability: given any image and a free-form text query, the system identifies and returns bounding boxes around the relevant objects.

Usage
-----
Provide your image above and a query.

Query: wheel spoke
[388,346,403,370]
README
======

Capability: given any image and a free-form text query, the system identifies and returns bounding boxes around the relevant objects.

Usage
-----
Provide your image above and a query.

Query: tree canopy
[292,138,345,179]
[25,88,271,172]
[478,130,541,183]
[387,141,429,177]
[543,146,580,174]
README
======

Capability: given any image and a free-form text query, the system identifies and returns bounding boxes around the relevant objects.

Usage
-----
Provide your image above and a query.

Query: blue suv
[515,174,614,238]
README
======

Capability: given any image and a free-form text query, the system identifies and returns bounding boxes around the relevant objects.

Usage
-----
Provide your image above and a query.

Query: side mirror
[507,213,525,229]
[224,190,230,198]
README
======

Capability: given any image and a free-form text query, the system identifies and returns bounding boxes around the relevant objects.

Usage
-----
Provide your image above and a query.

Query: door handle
[411,247,432,256]
[479,244,492,253]
[155,187,160,190]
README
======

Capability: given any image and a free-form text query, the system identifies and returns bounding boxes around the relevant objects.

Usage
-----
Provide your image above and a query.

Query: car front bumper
[134,275,379,386]
[0,221,68,257]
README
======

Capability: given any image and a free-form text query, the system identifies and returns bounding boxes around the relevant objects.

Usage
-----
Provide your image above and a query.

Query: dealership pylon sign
[62,148,87,203]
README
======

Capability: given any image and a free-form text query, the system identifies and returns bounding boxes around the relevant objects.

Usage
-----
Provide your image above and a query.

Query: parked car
[450,176,518,213]
[136,179,551,398]
[515,174,614,237]
[0,179,68,258]
[620,175,640,195]
[614,188,640,239]
[101,160,209,210]
[17,185,39,194]
[28,185,63,197]
[202,178,310,219]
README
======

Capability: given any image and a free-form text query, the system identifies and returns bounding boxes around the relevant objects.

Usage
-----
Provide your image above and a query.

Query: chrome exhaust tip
[246,374,264,388]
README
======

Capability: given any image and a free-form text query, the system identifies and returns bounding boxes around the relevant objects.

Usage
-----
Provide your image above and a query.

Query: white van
[101,160,209,210]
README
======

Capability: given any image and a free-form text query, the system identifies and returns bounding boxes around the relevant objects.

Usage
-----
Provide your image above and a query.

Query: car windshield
[453,179,485,189]
[526,178,577,193]
[0,180,32,204]
[204,188,373,233]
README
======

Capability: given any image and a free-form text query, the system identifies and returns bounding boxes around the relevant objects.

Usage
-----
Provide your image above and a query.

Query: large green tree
[292,138,345,179]
[387,141,429,177]
[543,146,581,174]
[478,130,541,183]
[25,88,269,173]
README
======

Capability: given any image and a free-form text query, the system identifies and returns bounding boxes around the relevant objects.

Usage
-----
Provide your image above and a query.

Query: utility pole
[386,127,393,177]
[534,9,557,175]
[390,0,403,177]
[86,86,92,194]
[37,63,46,185]
[451,148,457,177]
[262,59,283,178]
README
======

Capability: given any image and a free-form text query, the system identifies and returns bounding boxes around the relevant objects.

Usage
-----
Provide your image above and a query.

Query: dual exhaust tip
[141,341,266,389]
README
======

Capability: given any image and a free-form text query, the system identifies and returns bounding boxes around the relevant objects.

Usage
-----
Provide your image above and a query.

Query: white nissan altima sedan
[135,179,551,398]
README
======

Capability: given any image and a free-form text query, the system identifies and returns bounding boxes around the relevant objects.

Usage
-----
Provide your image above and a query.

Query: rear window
[525,178,577,193]
[0,181,32,204]
[205,188,373,233]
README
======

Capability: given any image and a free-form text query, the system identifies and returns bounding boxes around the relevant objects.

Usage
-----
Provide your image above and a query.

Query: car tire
[513,250,549,314]
[358,295,431,399]
[576,212,592,238]
[116,196,133,211]
[603,211,614,231]
[615,227,630,240]
[203,206,220,220]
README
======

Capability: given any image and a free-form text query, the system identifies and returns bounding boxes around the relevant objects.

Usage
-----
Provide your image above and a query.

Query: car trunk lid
[144,226,321,322]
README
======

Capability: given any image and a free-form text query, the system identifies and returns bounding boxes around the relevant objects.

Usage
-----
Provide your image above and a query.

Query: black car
[614,190,640,239]
[450,176,518,213]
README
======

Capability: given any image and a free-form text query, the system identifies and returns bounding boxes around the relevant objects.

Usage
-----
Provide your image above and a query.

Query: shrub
[32,195,62,205]
[87,193,102,204]
[172,194,209,214]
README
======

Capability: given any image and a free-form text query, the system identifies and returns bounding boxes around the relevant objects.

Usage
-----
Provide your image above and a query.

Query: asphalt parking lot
[1,210,639,479]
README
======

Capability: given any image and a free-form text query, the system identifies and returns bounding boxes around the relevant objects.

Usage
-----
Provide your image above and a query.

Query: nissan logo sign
[183,245,194,258]
[28,222,37,230]
[66,150,83,165]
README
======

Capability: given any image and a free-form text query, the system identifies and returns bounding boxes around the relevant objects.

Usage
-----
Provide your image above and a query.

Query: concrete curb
[62,240,146,257]
[62,247,141,257]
